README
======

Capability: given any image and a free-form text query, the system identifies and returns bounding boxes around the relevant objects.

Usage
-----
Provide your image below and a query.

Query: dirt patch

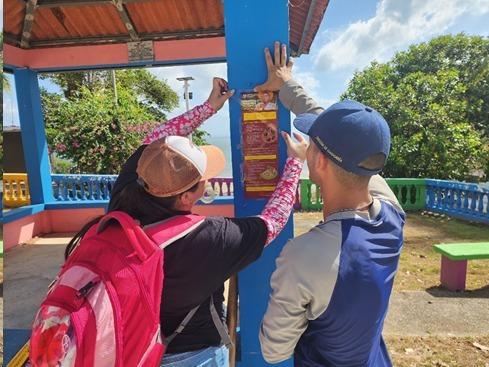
[294,211,323,237]
[385,335,489,367]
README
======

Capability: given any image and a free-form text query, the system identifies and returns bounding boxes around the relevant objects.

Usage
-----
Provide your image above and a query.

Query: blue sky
[4,0,489,138]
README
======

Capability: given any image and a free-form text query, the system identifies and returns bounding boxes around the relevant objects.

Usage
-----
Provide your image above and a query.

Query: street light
[177,76,194,140]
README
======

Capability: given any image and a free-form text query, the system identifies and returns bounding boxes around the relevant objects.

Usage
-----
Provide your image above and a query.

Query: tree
[392,34,489,138]
[43,69,208,173]
[43,86,160,173]
[42,69,178,121]
[342,34,489,181]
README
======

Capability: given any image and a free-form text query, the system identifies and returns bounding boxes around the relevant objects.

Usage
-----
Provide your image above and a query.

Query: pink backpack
[29,211,205,367]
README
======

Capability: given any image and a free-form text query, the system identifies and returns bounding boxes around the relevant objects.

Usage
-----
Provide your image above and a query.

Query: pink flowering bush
[44,88,164,173]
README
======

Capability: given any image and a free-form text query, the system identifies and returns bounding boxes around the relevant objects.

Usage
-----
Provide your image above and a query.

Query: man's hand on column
[255,41,294,92]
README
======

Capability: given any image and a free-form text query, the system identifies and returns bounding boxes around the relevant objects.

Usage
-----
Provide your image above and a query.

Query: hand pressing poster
[241,91,279,198]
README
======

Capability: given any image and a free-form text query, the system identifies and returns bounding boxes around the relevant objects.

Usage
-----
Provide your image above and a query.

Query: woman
[67,77,307,367]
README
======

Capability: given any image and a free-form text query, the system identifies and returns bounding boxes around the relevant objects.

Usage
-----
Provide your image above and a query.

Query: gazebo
[2,0,331,365]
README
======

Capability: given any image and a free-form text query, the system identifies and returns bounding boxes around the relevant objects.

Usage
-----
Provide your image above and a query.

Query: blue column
[14,69,54,204]
[224,1,293,366]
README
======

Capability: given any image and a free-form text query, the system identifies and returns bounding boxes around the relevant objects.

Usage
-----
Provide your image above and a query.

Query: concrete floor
[3,234,489,337]
[3,234,72,329]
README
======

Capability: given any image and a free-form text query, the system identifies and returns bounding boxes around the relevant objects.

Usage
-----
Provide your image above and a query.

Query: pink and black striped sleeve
[259,157,303,245]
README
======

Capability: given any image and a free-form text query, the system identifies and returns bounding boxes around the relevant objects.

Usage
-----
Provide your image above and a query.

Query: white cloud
[315,0,489,72]
[293,64,336,108]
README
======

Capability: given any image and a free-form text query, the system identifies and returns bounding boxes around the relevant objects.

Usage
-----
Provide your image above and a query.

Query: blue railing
[51,174,118,201]
[50,175,235,202]
[426,179,489,224]
[11,174,488,225]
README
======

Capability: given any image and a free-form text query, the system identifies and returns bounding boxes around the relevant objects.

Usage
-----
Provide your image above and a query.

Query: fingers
[287,57,295,69]
[281,131,292,145]
[281,44,287,67]
[264,48,273,70]
[222,89,235,101]
[212,78,230,96]
[254,82,268,92]
[293,132,305,142]
[212,78,221,95]
[274,41,280,66]
[220,79,229,94]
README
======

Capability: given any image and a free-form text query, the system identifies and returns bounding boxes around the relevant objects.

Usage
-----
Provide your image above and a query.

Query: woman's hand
[207,77,235,112]
[281,131,308,162]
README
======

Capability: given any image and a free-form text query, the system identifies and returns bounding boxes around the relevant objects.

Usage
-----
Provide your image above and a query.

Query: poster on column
[241,91,279,198]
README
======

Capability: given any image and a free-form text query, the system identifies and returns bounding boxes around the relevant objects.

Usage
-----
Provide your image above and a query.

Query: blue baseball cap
[294,100,390,176]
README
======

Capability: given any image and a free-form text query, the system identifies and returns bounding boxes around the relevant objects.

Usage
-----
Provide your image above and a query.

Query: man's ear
[313,148,323,169]
[316,152,331,176]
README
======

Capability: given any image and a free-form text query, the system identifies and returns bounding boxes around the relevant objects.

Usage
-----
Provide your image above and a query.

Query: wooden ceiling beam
[20,28,225,48]
[20,0,39,48]
[112,0,139,41]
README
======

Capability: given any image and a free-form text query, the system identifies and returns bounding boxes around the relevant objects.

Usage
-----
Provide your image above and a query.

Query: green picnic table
[433,242,489,291]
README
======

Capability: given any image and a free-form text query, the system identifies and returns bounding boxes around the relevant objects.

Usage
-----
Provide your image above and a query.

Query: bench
[433,242,489,291]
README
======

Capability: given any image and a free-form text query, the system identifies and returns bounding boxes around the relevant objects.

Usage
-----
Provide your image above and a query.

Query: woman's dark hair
[64,179,200,259]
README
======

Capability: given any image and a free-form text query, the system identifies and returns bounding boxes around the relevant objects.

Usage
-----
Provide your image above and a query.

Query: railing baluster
[3,173,487,224]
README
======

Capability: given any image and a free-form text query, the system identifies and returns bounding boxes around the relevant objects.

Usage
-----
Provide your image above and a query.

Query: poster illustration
[241,91,279,198]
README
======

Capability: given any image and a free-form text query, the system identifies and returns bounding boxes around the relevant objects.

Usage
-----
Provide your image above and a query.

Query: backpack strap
[161,304,201,346]
[162,296,233,349]
[144,215,205,249]
[209,295,233,349]
[97,211,155,262]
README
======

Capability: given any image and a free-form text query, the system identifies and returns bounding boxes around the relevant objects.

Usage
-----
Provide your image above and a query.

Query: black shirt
[108,146,268,353]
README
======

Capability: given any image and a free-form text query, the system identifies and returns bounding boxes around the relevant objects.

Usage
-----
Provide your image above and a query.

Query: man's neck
[321,186,372,221]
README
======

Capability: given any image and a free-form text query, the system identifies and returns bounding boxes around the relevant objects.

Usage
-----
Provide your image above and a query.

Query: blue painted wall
[224,1,294,366]
[14,69,54,204]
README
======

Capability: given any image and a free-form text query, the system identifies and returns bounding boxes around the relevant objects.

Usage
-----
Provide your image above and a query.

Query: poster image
[241,91,279,198]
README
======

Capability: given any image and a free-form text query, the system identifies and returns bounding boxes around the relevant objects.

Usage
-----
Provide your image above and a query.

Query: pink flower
[72,140,80,148]
[56,143,67,153]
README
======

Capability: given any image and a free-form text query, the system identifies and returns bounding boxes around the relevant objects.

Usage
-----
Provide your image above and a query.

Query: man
[257,42,405,366]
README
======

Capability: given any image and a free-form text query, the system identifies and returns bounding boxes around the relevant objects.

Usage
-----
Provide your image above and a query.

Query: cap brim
[293,113,318,135]
[200,145,226,180]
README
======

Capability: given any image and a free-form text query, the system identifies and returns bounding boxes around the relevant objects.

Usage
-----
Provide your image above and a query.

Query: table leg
[440,256,467,291]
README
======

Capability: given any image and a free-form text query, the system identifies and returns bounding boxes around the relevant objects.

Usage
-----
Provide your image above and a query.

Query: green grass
[396,212,489,293]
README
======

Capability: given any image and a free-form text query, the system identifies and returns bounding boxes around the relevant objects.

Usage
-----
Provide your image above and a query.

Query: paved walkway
[384,290,489,336]
[3,234,489,337]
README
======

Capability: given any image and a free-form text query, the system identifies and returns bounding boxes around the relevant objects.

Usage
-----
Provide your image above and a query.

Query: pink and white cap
[137,136,225,198]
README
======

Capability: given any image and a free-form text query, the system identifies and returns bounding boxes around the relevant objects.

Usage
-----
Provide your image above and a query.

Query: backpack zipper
[77,281,96,298]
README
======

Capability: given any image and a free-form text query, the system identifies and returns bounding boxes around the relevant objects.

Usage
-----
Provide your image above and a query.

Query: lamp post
[177,76,194,141]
